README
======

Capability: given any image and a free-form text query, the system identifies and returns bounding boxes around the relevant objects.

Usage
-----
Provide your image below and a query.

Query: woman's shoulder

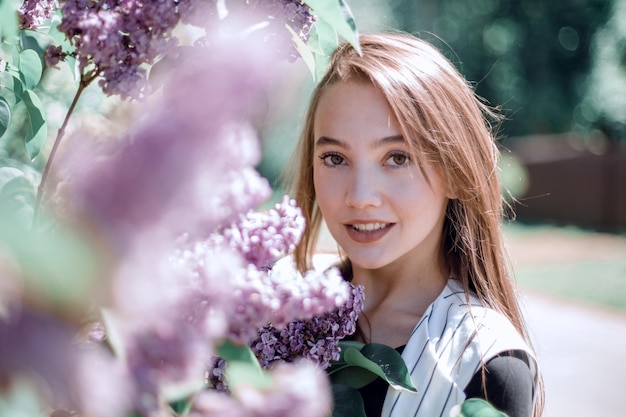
[430,279,533,358]
[439,280,520,327]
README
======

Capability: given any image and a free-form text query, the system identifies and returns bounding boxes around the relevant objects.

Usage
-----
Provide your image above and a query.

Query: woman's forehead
[313,81,402,144]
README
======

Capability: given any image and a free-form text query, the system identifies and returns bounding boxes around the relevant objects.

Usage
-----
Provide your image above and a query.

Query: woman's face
[312,80,450,271]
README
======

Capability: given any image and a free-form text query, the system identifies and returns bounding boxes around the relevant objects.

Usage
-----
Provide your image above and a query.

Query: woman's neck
[350,256,449,346]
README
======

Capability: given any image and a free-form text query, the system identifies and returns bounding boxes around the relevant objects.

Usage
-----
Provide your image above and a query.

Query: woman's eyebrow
[376,135,406,147]
[314,134,406,149]
[315,136,349,149]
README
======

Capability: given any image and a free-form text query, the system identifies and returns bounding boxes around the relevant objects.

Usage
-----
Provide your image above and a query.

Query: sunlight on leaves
[18,49,42,90]
[304,0,360,54]
[0,97,10,137]
[20,89,47,160]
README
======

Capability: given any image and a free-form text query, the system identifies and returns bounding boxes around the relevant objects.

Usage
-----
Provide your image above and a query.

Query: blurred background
[1,0,624,415]
[256,1,626,416]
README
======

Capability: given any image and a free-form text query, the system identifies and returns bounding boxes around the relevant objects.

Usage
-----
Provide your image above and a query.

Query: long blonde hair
[287,32,543,415]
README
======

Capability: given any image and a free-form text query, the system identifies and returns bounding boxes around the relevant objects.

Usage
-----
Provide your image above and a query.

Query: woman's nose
[344,167,382,209]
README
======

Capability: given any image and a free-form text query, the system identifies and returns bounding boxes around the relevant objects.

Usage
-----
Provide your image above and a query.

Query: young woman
[286,33,543,417]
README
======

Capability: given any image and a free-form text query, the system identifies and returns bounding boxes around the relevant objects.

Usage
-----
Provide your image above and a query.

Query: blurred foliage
[580,0,626,143]
[390,0,621,142]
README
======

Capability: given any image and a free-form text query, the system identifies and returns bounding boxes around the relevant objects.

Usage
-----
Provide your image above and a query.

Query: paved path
[521,291,626,417]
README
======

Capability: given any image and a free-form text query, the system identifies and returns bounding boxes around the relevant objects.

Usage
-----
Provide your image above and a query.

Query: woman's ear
[445,182,458,200]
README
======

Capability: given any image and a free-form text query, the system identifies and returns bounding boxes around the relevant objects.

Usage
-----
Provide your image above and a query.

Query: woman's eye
[320,153,345,166]
[387,152,409,166]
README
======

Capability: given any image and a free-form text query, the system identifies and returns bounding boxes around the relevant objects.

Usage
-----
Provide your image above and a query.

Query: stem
[32,70,99,229]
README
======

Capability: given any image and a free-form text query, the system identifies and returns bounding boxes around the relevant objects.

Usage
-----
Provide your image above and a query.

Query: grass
[504,223,626,312]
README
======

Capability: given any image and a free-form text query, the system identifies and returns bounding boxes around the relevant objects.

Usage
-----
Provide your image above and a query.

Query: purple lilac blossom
[87,222,348,415]
[234,360,332,417]
[178,0,218,27]
[110,237,238,351]
[51,0,314,98]
[188,390,249,417]
[251,0,317,61]
[0,303,78,407]
[214,196,305,269]
[103,239,240,415]
[207,280,364,391]
[73,348,132,417]
[52,37,275,246]
[55,0,180,98]
[223,264,350,345]
[44,44,65,67]
[251,281,364,369]
[199,361,332,417]
[107,207,352,415]
[0,302,130,416]
[206,357,228,392]
[18,0,58,29]
[125,321,210,415]
[259,0,317,42]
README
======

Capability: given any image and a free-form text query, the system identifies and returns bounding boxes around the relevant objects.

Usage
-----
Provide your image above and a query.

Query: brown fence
[507,134,626,233]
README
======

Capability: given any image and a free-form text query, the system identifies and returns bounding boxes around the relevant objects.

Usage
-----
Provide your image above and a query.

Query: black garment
[358,348,533,417]
[464,350,534,417]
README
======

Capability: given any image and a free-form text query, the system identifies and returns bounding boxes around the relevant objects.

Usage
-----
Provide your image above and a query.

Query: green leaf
[218,340,262,368]
[0,96,10,137]
[330,363,378,389]
[285,23,316,80]
[331,384,367,417]
[217,340,271,391]
[335,343,417,392]
[306,19,339,80]
[225,362,272,392]
[458,398,509,417]
[338,340,366,351]
[0,208,101,312]
[360,343,417,392]
[18,49,43,89]
[308,18,339,56]
[303,0,361,54]
[0,171,35,212]
[1,63,26,100]
[169,396,194,416]
[20,89,47,160]
[327,340,366,377]
[328,340,365,371]
[48,14,70,46]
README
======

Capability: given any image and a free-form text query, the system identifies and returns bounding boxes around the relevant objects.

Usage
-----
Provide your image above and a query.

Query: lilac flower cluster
[53,39,274,243]
[3,4,358,417]
[213,196,305,270]
[251,0,317,61]
[194,361,332,417]
[18,0,58,30]
[262,0,317,41]
[219,252,351,345]
[93,240,230,415]
[207,278,363,391]
[101,221,348,415]
[0,300,131,416]
[44,0,316,98]
[54,0,190,98]
[251,281,364,369]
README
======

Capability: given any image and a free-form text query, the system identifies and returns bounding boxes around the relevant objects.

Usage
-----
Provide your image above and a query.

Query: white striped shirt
[381,279,538,417]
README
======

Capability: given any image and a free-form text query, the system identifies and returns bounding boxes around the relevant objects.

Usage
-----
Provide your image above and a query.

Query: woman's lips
[345,222,394,244]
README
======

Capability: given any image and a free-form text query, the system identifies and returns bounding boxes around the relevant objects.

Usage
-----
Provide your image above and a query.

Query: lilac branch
[32,68,100,229]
